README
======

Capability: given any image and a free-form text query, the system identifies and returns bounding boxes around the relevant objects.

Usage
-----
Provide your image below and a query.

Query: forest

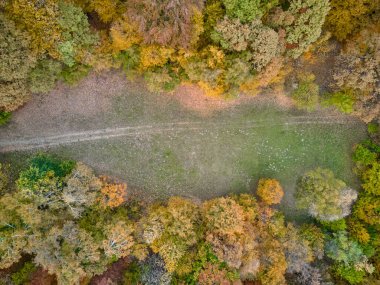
[0,0,380,284]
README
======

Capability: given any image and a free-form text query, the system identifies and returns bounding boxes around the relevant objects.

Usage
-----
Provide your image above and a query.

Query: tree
[102,221,136,259]
[257,178,284,205]
[222,0,279,22]
[140,254,172,285]
[97,177,127,209]
[28,58,62,94]
[212,17,279,70]
[295,168,358,221]
[31,221,106,285]
[110,13,142,53]
[142,197,200,272]
[126,0,204,49]
[88,0,120,23]
[326,0,380,41]
[62,163,102,218]
[361,162,380,196]
[326,231,374,282]
[0,13,35,111]
[57,1,98,66]
[269,0,330,58]
[5,0,61,56]
[17,154,75,209]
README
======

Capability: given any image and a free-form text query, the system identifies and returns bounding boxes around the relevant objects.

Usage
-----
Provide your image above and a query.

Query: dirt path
[0,116,353,152]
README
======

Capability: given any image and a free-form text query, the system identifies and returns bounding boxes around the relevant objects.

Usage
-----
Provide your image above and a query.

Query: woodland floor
[0,70,367,220]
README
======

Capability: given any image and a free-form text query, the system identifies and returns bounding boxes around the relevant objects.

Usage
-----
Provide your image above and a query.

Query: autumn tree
[97,176,127,208]
[30,221,106,285]
[0,13,35,111]
[295,168,358,221]
[126,0,204,49]
[5,0,61,56]
[212,17,279,70]
[62,163,102,218]
[326,0,380,41]
[142,197,201,272]
[16,154,75,209]
[332,25,380,123]
[257,178,284,205]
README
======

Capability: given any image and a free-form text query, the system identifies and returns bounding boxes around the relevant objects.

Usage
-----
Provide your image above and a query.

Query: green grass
[0,83,367,220]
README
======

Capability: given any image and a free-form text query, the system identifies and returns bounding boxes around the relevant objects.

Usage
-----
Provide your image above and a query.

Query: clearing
[0,71,367,219]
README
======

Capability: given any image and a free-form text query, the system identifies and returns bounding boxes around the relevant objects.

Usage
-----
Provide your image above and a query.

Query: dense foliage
[0,149,379,284]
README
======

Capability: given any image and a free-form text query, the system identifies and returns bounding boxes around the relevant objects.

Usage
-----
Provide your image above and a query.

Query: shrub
[10,262,37,285]
[0,163,10,195]
[295,168,357,221]
[291,73,319,111]
[256,178,284,205]
[60,64,91,85]
[335,264,366,285]
[352,144,378,166]
[123,260,142,285]
[322,89,356,114]
[0,111,11,126]
[361,162,380,196]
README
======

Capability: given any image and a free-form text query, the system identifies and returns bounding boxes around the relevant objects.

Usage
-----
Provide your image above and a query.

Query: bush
[60,64,91,85]
[291,73,319,111]
[322,89,356,114]
[123,260,142,285]
[352,144,377,166]
[0,111,11,126]
[11,262,37,285]
[335,264,366,284]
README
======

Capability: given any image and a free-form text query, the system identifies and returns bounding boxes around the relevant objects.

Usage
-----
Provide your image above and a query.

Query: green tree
[17,154,75,208]
[222,0,279,22]
[269,0,330,58]
[295,168,358,221]
[28,58,62,94]
[212,17,279,70]
[57,1,98,66]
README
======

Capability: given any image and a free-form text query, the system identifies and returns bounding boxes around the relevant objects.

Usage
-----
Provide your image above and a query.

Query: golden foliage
[139,45,174,71]
[98,176,127,208]
[110,13,142,53]
[6,0,61,57]
[89,0,119,23]
[257,178,284,205]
